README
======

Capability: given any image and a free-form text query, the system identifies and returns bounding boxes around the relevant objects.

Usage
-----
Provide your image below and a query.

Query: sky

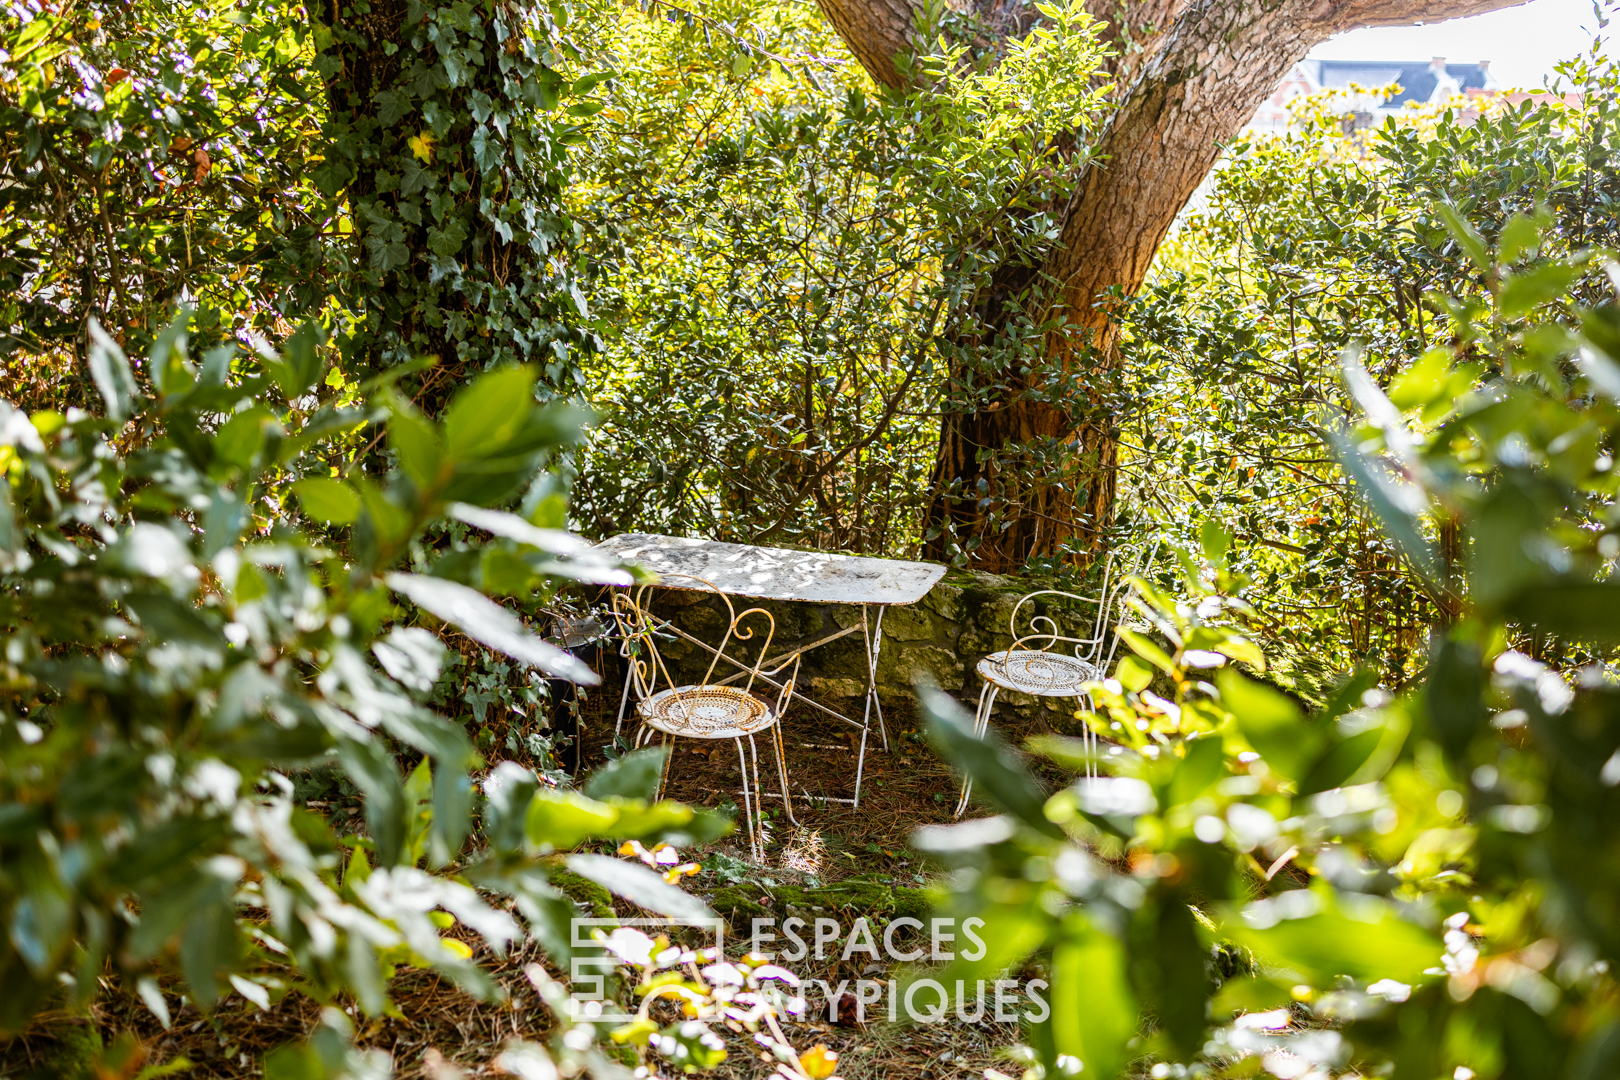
[1306,0,1614,89]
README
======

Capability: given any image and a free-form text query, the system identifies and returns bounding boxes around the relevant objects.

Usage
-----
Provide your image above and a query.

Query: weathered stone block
[873,603,932,643]
[808,676,866,700]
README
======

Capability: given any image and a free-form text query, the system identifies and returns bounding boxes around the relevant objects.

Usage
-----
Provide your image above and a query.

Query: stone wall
[630,571,1111,730]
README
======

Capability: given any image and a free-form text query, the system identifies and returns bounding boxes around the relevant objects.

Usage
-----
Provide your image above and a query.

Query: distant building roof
[1245,56,1568,143]
[1309,58,1497,107]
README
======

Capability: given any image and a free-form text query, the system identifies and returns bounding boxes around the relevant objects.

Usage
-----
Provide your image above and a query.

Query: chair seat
[637,685,777,739]
[977,650,1099,697]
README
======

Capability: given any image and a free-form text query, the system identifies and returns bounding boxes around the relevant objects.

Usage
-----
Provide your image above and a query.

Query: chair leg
[734,738,760,862]
[614,661,635,739]
[974,685,1000,739]
[746,734,770,853]
[770,726,797,826]
[1081,691,1096,780]
[955,683,1000,820]
[655,733,674,801]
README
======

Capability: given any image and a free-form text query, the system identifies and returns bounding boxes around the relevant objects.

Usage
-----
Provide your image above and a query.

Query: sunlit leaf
[384,573,600,684]
[565,853,714,920]
[293,477,361,525]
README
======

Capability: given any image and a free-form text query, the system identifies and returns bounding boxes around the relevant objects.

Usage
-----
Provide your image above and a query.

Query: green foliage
[314,0,597,393]
[569,0,1110,555]
[0,313,724,1037]
[0,0,333,379]
[924,122,1620,1080]
[922,574,1452,1078]
[0,0,592,413]
[0,3,737,1051]
[1122,50,1620,692]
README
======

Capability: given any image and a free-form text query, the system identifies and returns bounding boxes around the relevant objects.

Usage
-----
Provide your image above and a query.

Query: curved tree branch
[814,0,918,88]
[817,0,1538,566]
[819,0,1534,99]
[1046,0,1532,331]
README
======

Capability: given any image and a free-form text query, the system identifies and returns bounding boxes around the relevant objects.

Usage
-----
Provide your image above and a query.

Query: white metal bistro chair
[954,545,1156,819]
[609,574,798,861]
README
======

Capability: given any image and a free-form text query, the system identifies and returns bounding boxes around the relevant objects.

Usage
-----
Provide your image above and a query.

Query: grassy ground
[1,678,1072,1080]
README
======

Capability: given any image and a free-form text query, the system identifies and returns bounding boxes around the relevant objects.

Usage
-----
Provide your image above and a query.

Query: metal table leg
[853,604,892,810]
[866,605,889,753]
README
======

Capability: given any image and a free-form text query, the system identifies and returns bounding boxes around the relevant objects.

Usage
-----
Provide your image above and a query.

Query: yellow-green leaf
[292,477,360,525]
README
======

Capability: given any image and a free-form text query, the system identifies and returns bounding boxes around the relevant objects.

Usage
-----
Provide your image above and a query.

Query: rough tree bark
[815,0,1530,570]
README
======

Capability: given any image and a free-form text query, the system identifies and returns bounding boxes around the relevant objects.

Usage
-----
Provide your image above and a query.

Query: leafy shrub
[0,0,594,409]
[569,0,1112,558]
[928,202,1620,1078]
[0,313,725,1047]
[1122,49,1620,691]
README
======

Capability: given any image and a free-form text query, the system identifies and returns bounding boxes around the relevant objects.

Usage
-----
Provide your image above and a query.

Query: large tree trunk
[815,0,1530,570]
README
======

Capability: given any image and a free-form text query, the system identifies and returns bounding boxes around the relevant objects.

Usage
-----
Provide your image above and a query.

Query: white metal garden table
[595,533,946,809]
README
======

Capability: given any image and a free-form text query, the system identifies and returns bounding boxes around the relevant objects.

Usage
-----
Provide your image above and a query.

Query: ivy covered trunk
[314,0,590,407]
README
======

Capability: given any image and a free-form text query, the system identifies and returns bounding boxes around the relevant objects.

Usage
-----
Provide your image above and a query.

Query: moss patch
[550,867,617,919]
[12,1015,99,1080]
[708,873,933,924]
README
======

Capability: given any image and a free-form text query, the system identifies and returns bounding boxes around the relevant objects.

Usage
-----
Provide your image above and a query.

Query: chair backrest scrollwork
[608,573,799,722]
[1003,544,1159,675]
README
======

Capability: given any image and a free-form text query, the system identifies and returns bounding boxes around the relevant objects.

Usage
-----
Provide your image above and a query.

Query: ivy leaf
[310,158,353,198]
[427,218,468,257]
[537,67,563,110]
[442,51,469,87]
[365,236,410,271]
[408,130,436,162]
[400,158,432,196]
[471,125,499,172]
[374,88,412,126]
